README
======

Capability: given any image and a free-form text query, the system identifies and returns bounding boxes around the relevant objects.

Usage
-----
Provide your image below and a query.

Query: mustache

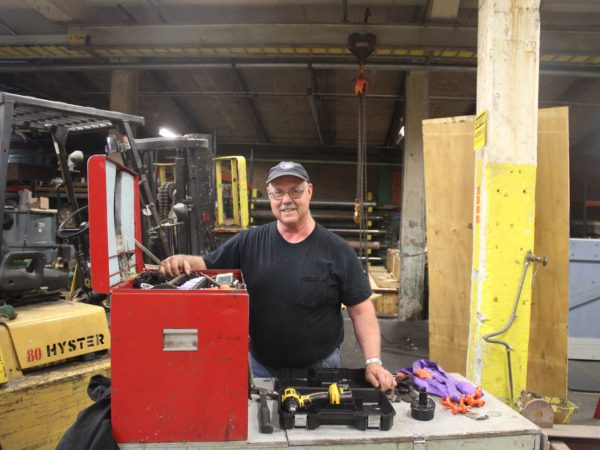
[279,203,297,211]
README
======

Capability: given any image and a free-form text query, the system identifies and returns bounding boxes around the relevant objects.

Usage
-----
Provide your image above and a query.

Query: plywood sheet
[423,109,569,397]
[422,115,475,374]
[527,107,570,398]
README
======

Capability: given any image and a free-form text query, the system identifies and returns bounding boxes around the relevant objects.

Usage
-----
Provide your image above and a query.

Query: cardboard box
[28,197,49,210]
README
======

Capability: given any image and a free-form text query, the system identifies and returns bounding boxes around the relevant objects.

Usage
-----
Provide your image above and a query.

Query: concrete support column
[398,71,429,320]
[110,70,139,115]
[466,0,540,405]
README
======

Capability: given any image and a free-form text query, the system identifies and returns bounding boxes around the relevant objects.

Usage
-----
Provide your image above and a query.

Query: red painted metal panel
[88,155,110,293]
[111,280,248,443]
[88,155,143,292]
[132,168,143,274]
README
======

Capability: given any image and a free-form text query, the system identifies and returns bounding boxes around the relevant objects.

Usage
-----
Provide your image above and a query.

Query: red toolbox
[88,155,248,443]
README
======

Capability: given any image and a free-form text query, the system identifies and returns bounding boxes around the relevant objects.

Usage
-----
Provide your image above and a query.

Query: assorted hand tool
[132,271,245,290]
[247,353,278,434]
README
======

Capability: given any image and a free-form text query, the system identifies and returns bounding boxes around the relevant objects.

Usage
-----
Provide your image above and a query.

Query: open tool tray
[276,368,396,431]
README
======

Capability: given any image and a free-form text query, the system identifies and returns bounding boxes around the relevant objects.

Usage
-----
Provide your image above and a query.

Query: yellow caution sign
[474,111,487,151]
[67,33,88,46]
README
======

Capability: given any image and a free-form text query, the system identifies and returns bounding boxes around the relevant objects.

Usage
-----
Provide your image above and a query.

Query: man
[160,161,396,391]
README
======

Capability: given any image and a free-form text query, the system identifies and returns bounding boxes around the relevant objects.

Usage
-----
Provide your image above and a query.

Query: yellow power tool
[280,383,353,413]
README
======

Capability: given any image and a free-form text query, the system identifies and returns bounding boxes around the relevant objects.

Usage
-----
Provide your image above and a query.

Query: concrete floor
[341,316,600,427]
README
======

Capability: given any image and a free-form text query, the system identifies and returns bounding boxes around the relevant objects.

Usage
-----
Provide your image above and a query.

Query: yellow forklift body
[0,346,8,384]
[0,353,110,450]
[215,156,249,231]
[0,300,110,375]
[0,325,22,380]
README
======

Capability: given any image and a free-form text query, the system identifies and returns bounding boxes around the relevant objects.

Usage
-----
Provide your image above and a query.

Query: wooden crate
[385,248,400,280]
[369,265,399,317]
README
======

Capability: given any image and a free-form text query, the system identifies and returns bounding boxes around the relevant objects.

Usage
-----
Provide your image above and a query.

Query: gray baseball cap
[266,161,310,184]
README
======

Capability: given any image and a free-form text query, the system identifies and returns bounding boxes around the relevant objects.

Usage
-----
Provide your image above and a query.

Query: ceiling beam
[307,66,326,146]
[61,23,475,48]
[189,69,235,135]
[232,66,271,144]
[61,89,600,108]
[4,61,600,79]
[65,72,99,92]
[0,24,596,58]
[64,89,404,101]
[7,0,600,14]
[384,74,405,148]
[572,125,600,156]
[427,0,460,22]
[25,0,82,22]
[218,141,397,156]
[147,70,208,133]
[555,78,598,102]
[1,23,595,54]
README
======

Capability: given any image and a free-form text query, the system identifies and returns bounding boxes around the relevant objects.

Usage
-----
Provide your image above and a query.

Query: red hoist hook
[354,64,369,96]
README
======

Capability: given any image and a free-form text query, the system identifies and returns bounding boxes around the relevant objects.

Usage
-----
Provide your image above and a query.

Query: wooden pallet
[385,249,400,280]
[369,265,399,317]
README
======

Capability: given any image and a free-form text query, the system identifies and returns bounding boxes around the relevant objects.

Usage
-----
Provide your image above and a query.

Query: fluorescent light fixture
[159,127,177,138]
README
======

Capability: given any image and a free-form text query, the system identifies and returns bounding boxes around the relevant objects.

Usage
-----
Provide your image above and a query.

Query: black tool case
[275,368,396,431]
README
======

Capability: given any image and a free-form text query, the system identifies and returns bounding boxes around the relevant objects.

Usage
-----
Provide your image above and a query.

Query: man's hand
[159,254,206,277]
[365,363,397,392]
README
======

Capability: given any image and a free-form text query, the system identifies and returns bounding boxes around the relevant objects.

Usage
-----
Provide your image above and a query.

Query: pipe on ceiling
[0,61,598,77]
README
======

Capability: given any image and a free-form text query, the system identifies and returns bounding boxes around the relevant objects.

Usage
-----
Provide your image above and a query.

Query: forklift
[135,133,218,256]
[136,135,250,251]
[0,92,164,450]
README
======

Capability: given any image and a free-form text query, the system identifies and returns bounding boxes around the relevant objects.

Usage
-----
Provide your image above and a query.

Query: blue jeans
[250,347,342,378]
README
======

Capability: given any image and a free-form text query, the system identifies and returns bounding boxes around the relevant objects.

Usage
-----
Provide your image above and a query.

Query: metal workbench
[121,377,547,450]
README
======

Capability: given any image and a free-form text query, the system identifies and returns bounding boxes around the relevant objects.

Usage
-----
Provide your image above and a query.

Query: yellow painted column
[467,0,541,405]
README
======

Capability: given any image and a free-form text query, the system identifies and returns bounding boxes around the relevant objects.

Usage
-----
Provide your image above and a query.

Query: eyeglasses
[267,186,307,200]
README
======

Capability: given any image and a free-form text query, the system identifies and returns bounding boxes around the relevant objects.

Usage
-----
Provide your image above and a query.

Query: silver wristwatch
[365,357,383,366]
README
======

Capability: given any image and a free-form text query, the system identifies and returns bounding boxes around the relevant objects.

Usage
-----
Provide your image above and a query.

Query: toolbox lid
[88,155,143,293]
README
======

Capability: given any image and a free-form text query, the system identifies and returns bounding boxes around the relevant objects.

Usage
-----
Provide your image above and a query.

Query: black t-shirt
[203,221,372,368]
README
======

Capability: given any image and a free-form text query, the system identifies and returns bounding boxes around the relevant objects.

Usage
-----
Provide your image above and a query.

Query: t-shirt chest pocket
[297,270,335,307]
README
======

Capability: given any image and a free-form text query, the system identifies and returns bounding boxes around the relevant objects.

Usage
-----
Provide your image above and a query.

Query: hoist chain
[356,93,369,273]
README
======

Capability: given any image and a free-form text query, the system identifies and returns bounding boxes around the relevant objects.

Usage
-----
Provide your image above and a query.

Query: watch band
[365,357,383,366]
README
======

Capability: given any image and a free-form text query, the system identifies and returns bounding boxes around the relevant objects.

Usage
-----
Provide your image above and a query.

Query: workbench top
[120,377,547,450]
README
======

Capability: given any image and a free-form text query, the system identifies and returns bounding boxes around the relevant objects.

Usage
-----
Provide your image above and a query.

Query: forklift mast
[215,156,250,234]
[135,134,217,256]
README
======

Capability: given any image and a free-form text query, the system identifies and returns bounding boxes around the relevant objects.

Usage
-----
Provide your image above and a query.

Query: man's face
[267,175,313,227]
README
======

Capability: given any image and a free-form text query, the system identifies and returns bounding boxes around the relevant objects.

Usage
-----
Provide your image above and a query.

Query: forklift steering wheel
[57,205,89,239]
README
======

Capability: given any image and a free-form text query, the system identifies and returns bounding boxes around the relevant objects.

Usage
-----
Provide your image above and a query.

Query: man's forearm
[347,299,381,360]
[348,299,396,391]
